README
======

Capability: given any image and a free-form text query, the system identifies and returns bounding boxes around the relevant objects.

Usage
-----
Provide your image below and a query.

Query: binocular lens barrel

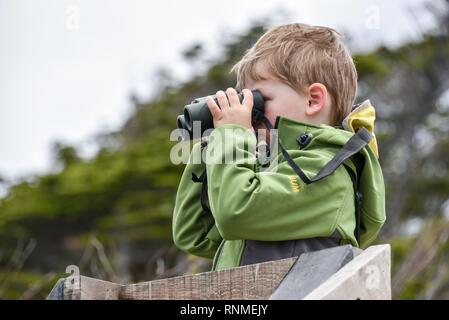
[177,115,185,130]
[177,89,265,140]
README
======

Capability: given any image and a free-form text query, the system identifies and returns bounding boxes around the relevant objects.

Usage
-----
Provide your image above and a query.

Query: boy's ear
[306,83,328,116]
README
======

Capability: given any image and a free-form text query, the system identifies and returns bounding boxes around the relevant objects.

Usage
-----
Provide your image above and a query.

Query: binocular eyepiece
[177,89,265,140]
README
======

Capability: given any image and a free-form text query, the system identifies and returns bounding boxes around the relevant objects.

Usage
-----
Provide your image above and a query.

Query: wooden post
[303,245,391,300]
[47,245,391,300]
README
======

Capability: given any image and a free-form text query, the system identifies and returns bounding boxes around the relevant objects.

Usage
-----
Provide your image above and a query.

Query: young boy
[172,23,386,271]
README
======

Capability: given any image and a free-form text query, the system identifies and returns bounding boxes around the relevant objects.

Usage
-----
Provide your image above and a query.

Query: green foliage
[353,52,390,78]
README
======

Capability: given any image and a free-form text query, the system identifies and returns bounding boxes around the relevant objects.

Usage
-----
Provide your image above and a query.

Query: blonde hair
[231,23,357,125]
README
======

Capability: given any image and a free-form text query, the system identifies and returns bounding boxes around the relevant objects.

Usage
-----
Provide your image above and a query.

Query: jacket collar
[272,99,379,158]
[273,116,353,151]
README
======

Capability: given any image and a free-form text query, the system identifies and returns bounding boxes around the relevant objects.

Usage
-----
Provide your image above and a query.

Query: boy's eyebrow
[245,75,268,85]
[257,74,271,81]
[242,73,272,88]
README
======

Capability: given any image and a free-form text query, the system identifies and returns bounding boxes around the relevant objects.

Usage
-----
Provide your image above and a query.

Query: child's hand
[206,88,253,129]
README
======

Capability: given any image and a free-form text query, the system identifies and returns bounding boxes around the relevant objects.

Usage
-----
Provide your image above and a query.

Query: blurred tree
[52,142,80,169]
[182,43,204,62]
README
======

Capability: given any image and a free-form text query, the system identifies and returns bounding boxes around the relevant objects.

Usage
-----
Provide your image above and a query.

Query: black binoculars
[177,89,265,140]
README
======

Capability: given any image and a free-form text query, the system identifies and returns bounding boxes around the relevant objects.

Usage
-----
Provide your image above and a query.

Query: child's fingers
[216,90,230,109]
[206,96,222,119]
[242,89,254,109]
[226,88,240,106]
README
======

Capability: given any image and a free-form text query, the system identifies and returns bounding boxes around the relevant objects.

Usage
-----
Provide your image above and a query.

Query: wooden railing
[47,244,391,300]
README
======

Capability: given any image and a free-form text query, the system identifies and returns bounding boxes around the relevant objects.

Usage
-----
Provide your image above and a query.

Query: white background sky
[0,0,436,187]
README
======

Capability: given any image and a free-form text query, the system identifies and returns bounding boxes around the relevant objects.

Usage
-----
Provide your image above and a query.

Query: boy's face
[243,62,331,132]
[245,76,310,128]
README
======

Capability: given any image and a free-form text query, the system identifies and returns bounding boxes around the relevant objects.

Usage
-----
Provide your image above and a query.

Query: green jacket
[173,104,386,271]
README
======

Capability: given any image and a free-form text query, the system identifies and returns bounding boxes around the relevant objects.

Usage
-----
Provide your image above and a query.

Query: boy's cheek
[264,113,277,128]
[263,104,278,127]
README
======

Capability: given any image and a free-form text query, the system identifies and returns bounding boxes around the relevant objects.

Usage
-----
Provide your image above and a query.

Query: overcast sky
[0,0,436,188]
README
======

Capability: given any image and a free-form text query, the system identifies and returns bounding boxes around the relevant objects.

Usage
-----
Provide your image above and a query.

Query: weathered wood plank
[56,276,123,300]
[119,257,297,300]
[46,245,391,300]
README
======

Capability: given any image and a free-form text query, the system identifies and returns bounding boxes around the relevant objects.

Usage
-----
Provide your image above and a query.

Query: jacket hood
[342,99,379,158]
